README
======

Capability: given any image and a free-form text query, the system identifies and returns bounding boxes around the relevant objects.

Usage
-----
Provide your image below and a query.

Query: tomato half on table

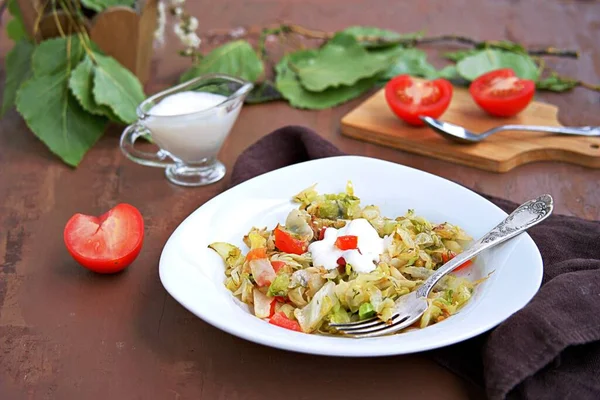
[64,204,144,274]
[384,75,453,126]
[469,68,535,117]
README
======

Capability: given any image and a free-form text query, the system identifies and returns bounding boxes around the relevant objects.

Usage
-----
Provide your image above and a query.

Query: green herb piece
[358,302,376,320]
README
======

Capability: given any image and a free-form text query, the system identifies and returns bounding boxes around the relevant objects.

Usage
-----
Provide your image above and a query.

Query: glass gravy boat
[120,74,253,187]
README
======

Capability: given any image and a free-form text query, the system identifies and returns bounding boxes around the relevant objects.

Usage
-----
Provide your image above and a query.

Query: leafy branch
[2,0,146,167]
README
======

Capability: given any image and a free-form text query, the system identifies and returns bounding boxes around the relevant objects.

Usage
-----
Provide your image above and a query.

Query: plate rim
[159,155,543,357]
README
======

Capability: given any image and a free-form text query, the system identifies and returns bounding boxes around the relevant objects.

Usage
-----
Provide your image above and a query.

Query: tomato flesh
[269,312,302,332]
[64,204,144,274]
[246,248,267,261]
[335,235,358,250]
[469,68,535,117]
[274,225,307,255]
[271,260,286,273]
[385,75,453,126]
[442,250,473,272]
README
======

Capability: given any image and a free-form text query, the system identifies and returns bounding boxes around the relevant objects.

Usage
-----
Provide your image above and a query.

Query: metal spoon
[420,116,600,144]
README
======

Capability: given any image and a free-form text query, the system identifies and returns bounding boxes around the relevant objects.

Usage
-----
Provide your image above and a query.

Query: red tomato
[469,68,535,117]
[246,248,267,261]
[269,312,302,332]
[318,228,326,241]
[64,204,144,274]
[442,251,473,272]
[274,225,307,255]
[385,75,453,126]
[335,235,358,250]
[271,260,286,273]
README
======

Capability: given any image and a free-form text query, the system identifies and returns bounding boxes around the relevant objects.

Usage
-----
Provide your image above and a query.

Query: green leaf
[294,33,392,92]
[16,73,107,167]
[456,49,539,81]
[92,53,146,124]
[379,48,438,80]
[338,26,423,48]
[443,49,479,62]
[69,56,125,123]
[435,65,459,80]
[6,0,28,41]
[1,40,34,116]
[275,51,377,110]
[536,73,579,92]
[179,40,264,83]
[245,81,282,104]
[81,0,135,12]
[32,36,85,77]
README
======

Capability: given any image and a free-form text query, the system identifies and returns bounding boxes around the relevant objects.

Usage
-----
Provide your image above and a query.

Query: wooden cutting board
[340,88,600,172]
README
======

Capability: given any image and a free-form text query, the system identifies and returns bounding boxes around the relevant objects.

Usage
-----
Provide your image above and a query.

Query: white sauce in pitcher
[143,91,241,164]
[308,219,387,273]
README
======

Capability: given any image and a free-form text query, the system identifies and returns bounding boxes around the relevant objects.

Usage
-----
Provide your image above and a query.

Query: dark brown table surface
[1,0,599,399]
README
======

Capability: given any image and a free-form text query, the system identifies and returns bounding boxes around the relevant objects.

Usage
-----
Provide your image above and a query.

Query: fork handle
[415,194,554,298]
[492,125,600,137]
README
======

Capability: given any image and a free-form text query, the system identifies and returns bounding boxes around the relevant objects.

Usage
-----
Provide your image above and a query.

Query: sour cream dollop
[308,219,386,273]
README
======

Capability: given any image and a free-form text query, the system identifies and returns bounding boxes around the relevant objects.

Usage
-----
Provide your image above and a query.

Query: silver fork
[330,194,554,338]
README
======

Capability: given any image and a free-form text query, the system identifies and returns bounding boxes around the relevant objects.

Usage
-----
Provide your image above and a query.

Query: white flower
[153,1,167,44]
[181,32,201,48]
[187,16,199,31]
[173,6,183,16]
[174,23,186,39]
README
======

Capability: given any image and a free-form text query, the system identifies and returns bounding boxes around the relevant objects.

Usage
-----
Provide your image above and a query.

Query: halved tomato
[64,204,144,274]
[469,68,535,117]
[385,75,453,126]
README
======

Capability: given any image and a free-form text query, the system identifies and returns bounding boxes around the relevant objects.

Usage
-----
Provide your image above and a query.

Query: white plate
[159,156,543,357]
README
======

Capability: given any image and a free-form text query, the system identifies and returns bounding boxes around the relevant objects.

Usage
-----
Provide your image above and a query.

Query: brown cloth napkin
[230,126,600,400]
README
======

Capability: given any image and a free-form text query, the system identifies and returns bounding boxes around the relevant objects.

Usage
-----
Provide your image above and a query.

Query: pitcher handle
[120,123,173,168]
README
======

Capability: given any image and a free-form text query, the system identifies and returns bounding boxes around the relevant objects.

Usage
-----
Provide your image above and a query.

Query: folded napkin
[230,126,600,400]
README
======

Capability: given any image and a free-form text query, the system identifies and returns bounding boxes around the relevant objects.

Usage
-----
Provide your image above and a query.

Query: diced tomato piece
[270,260,286,273]
[337,257,346,266]
[441,250,473,271]
[269,299,277,317]
[274,225,307,255]
[318,228,326,240]
[246,247,267,261]
[454,259,473,272]
[335,235,358,250]
[269,312,302,332]
[274,296,287,303]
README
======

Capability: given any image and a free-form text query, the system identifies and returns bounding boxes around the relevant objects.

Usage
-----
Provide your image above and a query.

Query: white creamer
[143,91,241,164]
